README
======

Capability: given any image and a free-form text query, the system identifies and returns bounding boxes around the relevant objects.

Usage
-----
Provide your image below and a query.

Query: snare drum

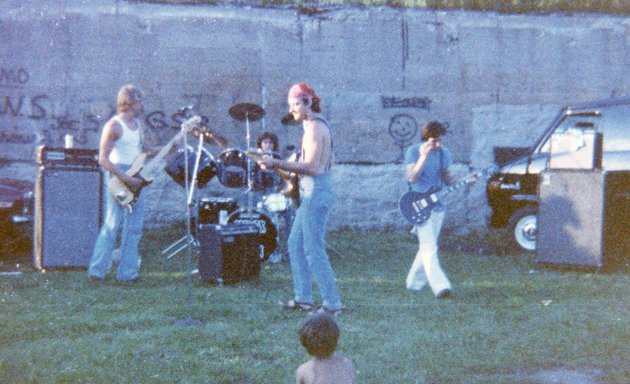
[164,146,217,188]
[217,149,258,188]
[199,197,238,224]
[261,192,290,213]
[228,209,277,261]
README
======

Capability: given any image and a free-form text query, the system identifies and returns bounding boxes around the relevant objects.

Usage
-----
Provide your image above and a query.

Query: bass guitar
[108,115,202,210]
[398,167,493,225]
[245,150,300,208]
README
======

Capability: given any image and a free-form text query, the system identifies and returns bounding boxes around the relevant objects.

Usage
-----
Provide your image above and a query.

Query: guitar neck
[437,179,468,198]
[140,130,185,176]
[275,168,294,181]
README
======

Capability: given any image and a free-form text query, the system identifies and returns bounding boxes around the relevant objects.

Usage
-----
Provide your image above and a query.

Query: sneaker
[436,289,452,299]
[279,299,315,312]
[315,306,343,316]
[268,252,282,264]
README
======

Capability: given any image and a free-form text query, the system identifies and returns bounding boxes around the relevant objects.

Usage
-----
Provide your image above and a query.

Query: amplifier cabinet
[34,147,102,269]
[197,224,261,284]
[537,169,630,268]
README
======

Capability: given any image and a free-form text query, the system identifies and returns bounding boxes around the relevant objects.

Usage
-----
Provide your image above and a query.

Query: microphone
[178,105,194,112]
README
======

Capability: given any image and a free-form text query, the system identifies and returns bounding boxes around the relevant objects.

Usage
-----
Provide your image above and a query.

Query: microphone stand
[165,122,205,327]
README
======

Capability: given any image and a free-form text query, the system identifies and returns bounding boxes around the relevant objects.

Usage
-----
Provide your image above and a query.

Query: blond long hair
[116,84,143,113]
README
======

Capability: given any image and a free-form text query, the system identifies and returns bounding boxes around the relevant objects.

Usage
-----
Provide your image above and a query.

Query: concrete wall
[2,0,630,232]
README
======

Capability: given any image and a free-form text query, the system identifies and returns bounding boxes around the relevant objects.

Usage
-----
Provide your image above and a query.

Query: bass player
[88,84,158,283]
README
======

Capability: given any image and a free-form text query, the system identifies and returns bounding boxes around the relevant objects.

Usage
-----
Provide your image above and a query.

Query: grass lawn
[1,225,629,383]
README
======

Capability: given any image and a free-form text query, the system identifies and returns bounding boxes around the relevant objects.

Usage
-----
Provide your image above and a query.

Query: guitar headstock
[181,115,203,132]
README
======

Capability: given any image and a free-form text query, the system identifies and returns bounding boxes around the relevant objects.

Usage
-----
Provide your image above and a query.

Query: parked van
[486,97,630,252]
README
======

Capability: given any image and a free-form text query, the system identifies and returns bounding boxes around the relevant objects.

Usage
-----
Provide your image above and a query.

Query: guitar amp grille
[34,147,103,269]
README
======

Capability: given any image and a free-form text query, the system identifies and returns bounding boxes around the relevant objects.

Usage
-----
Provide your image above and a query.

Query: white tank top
[109,116,142,165]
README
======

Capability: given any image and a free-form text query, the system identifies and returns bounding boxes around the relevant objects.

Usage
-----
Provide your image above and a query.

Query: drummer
[254,131,291,264]
[257,131,279,156]
[254,132,282,193]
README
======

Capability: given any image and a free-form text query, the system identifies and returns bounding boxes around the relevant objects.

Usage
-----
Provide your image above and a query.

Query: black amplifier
[37,146,100,170]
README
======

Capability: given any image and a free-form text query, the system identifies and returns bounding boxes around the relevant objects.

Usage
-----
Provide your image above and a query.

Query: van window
[597,105,630,151]
[539,114,599,153]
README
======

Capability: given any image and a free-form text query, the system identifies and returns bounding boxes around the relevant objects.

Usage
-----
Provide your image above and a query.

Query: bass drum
[228,209,277,261]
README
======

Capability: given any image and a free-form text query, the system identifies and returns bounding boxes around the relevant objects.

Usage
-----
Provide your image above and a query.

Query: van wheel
[508,206,538,253]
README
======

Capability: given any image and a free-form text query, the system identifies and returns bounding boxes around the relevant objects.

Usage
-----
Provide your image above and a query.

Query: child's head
[298,313,340,358]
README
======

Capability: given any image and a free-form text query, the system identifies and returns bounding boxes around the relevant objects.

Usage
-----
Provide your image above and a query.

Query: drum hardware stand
[228,102,265,215]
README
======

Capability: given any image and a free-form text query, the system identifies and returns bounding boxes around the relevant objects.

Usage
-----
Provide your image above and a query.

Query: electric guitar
[108,115,202,210]
[398,167,494,225]
[245,150,300,207]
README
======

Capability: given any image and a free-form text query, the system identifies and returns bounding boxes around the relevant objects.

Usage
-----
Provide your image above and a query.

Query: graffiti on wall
[388,114,418,162]
[381,96,432,110]
[1,67,45,146]
[0,67,212,158]
[0,67,30,88]
[383,95,432,161]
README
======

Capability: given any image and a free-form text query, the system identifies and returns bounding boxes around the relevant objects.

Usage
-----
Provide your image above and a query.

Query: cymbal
[281,112,299,126]
[229,103,265,122]
[191,126,228,147]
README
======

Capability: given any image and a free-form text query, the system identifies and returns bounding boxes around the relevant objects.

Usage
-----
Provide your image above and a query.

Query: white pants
[406,210,452,296]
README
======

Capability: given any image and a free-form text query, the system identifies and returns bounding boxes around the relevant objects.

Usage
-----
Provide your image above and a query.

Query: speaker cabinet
[34,148,102,269]
[537,169,630,268]
[197,224,260,284]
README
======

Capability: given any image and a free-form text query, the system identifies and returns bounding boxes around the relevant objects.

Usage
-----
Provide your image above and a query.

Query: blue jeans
[288,172,342,310]
[88,166,144,281]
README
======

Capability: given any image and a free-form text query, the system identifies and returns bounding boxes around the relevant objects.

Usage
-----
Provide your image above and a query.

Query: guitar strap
[439,147,444,190]
[406,146,445,191]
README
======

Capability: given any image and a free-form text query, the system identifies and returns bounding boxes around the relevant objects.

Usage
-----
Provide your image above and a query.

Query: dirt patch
[524,368,603,384]
[472,368,603,383]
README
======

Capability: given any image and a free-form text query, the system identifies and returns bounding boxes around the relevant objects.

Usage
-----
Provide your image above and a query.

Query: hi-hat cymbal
[229,103,265,122]
[191,126,228,147]
[281,112,299,126]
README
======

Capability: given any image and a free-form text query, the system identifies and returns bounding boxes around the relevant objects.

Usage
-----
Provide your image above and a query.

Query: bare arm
[406,140,433,183]
[98,119,143,190]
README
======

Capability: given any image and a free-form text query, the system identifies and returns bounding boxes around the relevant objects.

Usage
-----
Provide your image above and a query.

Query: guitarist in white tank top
[88,84,157,283]
[108,115,142,166]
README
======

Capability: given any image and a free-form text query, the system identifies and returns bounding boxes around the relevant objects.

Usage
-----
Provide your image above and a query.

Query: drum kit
[162,102,295,265]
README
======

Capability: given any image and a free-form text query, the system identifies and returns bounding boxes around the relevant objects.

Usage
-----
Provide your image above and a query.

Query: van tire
[508,206,538,253]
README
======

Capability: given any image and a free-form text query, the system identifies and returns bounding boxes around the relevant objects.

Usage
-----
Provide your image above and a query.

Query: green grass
[1,225,629,383]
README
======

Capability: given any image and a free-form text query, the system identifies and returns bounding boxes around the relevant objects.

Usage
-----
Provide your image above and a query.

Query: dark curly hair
[298,313,340,358]
[256,131,279,152]
[421,120,447,141]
